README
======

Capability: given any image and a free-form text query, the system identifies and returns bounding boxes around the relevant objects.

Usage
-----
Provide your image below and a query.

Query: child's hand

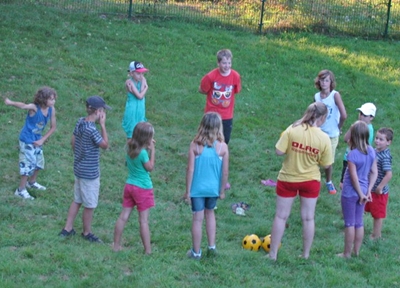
[98,109,106,125]
[183,192,190,204]
[219,191,226,200]
[358,194,368,205]
[148,138,155,150]
[4,98,11,105]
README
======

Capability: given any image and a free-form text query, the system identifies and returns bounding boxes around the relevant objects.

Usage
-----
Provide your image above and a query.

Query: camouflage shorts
[18,141,44,176]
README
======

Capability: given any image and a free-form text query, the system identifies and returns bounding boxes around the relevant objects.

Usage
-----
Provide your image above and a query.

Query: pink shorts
[122,184,155,212]
[276,180,320,198]
[365,192,388,219]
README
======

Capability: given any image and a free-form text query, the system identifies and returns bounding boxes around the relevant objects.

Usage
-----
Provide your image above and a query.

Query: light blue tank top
[190,141,223,198]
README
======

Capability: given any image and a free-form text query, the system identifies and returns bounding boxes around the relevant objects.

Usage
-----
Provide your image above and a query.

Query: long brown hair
[193,112,224,147]
[127,122,154,158]
[349,120,369,154]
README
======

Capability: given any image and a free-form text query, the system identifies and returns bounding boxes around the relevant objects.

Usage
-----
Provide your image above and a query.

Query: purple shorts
[341,195,365,228]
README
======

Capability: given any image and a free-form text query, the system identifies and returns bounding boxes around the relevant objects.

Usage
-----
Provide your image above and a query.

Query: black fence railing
[2,0,399,39]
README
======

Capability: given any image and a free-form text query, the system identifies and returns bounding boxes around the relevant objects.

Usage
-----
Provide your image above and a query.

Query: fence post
[383,0,392,38]
[128,0,133,18]
[259,0,266,34]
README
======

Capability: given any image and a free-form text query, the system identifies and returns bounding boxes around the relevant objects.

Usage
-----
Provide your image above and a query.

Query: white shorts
[74,177,100,208]
[19,141,44,176]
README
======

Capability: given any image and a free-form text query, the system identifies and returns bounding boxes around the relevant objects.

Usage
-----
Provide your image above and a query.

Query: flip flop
[261,179,277,187]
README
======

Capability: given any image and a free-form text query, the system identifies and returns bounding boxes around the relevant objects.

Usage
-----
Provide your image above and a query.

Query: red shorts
[365,192,388,219]
[122,184,155,212]
[276,180,320,198]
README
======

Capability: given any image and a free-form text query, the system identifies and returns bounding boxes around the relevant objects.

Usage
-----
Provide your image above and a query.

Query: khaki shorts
[330,136,339,162]
[74,177,100,208]
[18,141,44,176]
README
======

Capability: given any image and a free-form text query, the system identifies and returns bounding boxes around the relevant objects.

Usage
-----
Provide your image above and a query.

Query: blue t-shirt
[342,145,376,198]
[73,118,103,179]
[19,105,52,144]
[126,148,153,189]
[190,142,223,198]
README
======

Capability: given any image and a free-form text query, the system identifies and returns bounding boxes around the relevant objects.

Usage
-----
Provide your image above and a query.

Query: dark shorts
[122,184,155,212]
[191,197,218,212]
[365,192,389,219]
[276,180,320,198]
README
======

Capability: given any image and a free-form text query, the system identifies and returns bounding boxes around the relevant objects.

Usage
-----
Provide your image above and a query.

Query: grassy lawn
[1,3,400,287]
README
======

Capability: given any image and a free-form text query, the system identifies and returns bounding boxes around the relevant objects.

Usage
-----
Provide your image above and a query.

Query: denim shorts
[191,197,218,212]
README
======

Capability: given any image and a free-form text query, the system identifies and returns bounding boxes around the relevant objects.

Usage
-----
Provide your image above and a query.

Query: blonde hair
[193,112,224,146]
[127,122,154,159]
[314,69,336,91]
[217,49,232,62]
[293,102,328,129]
[349,121,369,154]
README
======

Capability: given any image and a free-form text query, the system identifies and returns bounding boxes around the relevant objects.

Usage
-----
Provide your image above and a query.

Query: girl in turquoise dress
[122,61,149,139]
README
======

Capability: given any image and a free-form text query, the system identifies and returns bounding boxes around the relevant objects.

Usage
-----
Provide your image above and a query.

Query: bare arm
[367,159,378,199]
[198,86,207,94]
[184,142,196,201]
[126,78,148,100]
[4,98,37,111]
[375,170,392,194]
[71,135,75,151]
[97,110,109,149]
[219,142,229,200]
[143,139,156,172]
[275,148,285,156]
[334,92,347,131]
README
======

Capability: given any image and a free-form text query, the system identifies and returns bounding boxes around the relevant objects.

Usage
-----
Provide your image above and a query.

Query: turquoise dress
[122,78,146,138]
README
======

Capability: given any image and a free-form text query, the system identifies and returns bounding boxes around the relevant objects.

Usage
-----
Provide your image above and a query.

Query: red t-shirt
[200,68,241,120]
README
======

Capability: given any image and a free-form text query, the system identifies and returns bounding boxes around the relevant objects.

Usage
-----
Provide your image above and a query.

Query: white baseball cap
[357,102,376,117]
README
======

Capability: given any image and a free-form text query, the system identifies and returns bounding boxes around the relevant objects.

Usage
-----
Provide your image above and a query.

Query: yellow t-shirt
[276,124,333,182]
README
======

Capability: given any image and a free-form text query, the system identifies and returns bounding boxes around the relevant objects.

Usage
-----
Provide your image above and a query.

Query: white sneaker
[26,182,46,190]
[15,188,34,200]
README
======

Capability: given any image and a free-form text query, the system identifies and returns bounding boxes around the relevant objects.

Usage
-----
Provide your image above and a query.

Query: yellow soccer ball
[242,234,261,251]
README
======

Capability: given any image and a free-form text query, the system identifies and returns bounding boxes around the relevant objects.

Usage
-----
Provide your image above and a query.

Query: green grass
[1,3,400,287]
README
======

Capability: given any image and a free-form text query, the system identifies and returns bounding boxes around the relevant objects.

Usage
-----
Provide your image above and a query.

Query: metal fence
[3,0,400,39]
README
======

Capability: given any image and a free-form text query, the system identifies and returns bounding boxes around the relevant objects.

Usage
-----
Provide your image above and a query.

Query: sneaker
[207,248,218,257]
[186,248,201,260]
[326,182,337,195]
[26,182,46,190]
[81,233,103,243]
[225,182,231,190]
[14,188,34,200]
[59,229,76,237]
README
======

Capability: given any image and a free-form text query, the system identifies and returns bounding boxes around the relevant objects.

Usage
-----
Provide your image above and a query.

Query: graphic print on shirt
[211,81,233,108]
[32,122,46,135]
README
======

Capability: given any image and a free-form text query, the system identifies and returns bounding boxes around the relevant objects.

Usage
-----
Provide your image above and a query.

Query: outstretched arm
[4,98,37,111]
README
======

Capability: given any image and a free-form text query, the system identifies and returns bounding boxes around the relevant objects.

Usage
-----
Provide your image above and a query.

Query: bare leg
[191,210,205,254]
[138,209,151,254]
[28,169,40,184]
[205,209,216,247]
[342,226,354,258]
[82,207,94,235]
[371,218,383,240]
[325,166,333,183]
[113,207,133,251]
[353,226,364,256]
[64,202,81,232]
[300,196,318,259]
[268,195,295,260]
[18,175,29,191]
